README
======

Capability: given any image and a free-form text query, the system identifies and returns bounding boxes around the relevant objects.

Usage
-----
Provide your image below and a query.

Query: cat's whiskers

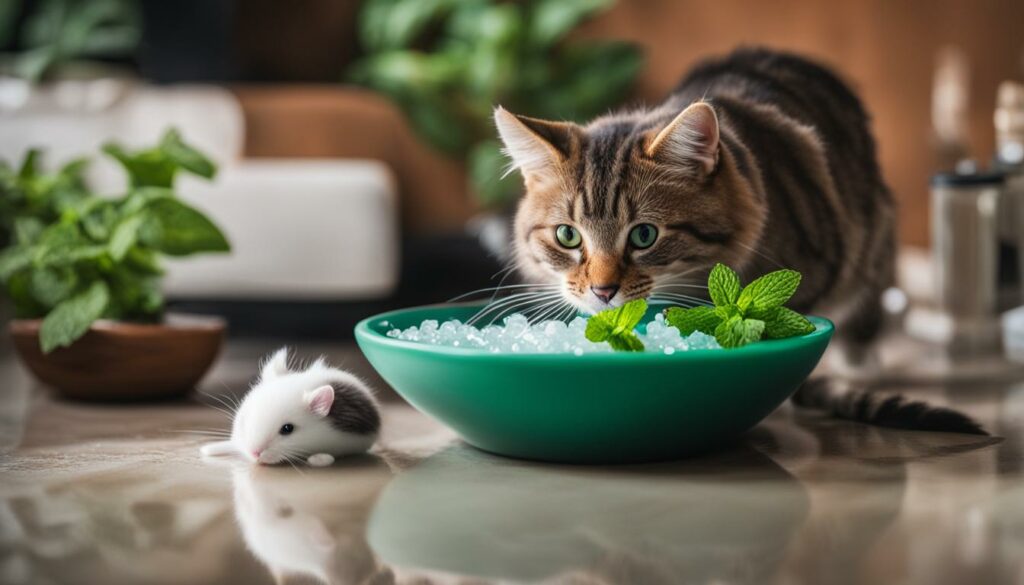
[648,292,712,307]
[735,241,785,270]
[649,283,713,304]
[488,293,564,327]
[485,257,529,304]
[447,283,559,303]
[525,298,571,327]
[653,283,709,291]
[467,291,561,326]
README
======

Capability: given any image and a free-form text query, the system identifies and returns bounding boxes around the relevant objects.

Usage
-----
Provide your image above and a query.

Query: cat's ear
[260,347,290,381]
[645,102,720,174]
[494,106,578,178]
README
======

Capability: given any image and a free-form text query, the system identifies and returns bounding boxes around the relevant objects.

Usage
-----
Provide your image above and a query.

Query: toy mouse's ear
[304,385,335,417]
[261,347,290,381]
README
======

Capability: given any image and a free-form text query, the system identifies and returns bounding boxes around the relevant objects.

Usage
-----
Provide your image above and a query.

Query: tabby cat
[495,48,983,434]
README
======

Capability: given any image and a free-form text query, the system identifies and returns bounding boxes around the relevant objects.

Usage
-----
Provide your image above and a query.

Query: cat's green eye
[555,224,582,249]
[629,224,658,249]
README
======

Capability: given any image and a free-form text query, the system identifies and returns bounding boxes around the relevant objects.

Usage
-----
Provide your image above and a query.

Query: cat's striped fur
[496,48,985,434]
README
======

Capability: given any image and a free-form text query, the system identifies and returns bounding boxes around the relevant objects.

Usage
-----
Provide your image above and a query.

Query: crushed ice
[384,313,721,354]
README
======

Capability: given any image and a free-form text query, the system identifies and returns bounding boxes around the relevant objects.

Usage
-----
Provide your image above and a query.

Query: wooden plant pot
[9,314,225,401]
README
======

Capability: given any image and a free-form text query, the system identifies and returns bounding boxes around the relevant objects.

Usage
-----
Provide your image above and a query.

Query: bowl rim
[355,302,834,362]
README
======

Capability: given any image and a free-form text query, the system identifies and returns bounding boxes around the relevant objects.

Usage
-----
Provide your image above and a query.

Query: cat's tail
[791,378,988,435]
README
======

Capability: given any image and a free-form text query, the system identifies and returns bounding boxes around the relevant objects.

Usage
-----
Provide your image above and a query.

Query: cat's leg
[307,453,335,467]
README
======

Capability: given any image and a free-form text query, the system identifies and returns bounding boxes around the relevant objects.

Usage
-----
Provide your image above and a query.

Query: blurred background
[2,0,1023,340]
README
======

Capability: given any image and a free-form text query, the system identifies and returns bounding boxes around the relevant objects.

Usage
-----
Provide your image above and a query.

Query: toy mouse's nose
[590,284,619,303]
[252,449,262,459]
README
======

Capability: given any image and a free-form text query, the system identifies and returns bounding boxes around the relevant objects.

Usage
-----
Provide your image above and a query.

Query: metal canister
[995,81,1024,311]
[930,171,1006,354]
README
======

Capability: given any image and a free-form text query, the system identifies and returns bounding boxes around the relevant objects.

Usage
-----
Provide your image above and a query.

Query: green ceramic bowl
[355,303,833,464]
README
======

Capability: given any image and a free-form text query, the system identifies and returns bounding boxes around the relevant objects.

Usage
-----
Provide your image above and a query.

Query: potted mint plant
[0,129,230,400]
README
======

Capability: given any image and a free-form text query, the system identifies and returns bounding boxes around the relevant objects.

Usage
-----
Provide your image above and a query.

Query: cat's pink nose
[252,449,262,459]
[590,284,620,303]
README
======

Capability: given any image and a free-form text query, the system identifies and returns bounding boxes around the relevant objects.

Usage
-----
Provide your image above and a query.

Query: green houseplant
[0,0,141,82]
[0,129,230,400]
[348,0,644,206]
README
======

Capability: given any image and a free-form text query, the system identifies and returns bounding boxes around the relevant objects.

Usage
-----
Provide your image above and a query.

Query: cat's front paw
[307,453,335,467]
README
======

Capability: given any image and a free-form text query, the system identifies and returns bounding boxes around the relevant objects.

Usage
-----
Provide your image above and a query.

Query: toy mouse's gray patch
[327,382,380,435]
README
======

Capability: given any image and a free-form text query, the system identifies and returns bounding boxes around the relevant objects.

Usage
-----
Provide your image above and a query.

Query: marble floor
[1,338,1024,585]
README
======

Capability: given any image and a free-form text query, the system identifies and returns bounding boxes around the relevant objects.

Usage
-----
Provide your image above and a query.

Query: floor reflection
[368,443,810,584]
[230,456,394,585]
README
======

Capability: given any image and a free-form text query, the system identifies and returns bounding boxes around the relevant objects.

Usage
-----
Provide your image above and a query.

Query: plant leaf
[758,306,816,339]
[0,245,34,280]
[665,306,721,335]
[39,280,110,353]
[708,263,740,307]
[614,298,648,331]
[584,298,647,351]
[541,41,643,121]
[103,143,177,188]
[138,198,230,256]
[714,315,765,349]
[29,266,78,308]
[737,269,801,312]
[160,128,216,179]
[741,318,765,345]
[607,330,644,352]
[584,313,613,342]
[18,149,42,179]
[108,214,144,261]
[530,0,612,46]
[13,217,45,245]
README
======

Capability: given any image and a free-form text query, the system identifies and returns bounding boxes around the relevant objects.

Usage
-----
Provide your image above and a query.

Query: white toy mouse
[200,347,381,467]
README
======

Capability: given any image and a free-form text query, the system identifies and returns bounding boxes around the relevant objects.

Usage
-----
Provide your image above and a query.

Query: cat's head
[496,102,766,314]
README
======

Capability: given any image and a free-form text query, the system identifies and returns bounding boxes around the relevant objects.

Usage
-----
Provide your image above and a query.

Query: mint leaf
[0,245,33,280]
[81,200,120,241]
[737,269,801,312]
[29,266,78,308]
[665,306,720,335]
[109,214,145,261]
[39,281,110,353]
[585,298,647,352]
[585,315,613,341]
[18,149,41,179]
[714,315,765,349]
[708,263,740,307]
[758,306,816,339]
[607,331,645,352]
[14,217,44,245]
[614,298,647,332]
[139,198,230,255]
[103,143,177,188]
[741,318,765,345]
[714,304,741,321]
[160,129,217,179]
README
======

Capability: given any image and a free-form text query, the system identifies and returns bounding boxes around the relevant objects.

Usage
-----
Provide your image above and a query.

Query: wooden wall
[580,0,1024,246]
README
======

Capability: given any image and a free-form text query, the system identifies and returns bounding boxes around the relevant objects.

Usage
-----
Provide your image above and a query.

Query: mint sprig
[665,264,814,349]
[585,298,647,352]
